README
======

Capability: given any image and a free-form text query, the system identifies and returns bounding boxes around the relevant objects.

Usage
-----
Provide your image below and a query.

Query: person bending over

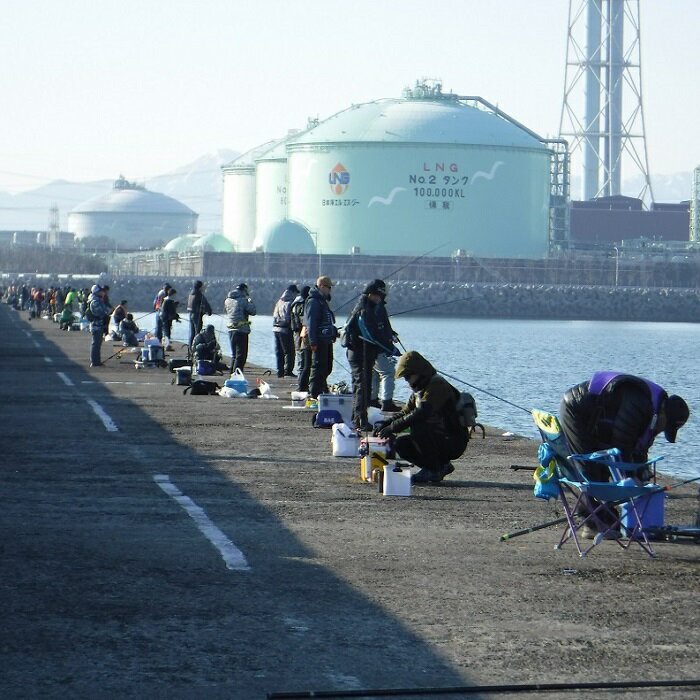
[376,351,469,484]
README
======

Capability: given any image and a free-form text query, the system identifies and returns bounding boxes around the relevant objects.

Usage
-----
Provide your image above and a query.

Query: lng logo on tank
[328,163,350,194]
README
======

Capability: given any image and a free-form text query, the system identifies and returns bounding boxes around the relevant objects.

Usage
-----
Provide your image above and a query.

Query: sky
[1,0,698,194]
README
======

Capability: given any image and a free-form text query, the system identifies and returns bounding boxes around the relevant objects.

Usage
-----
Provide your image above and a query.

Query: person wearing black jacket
[344,280,397,431]
[187,280,213,347]
[160,288,180,349]
[304,276,337,399]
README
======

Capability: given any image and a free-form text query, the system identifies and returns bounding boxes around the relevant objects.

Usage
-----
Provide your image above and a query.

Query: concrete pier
[1,304,698,697]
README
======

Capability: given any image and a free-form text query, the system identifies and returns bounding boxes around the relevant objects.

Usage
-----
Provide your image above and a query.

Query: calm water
[138,312,700,480]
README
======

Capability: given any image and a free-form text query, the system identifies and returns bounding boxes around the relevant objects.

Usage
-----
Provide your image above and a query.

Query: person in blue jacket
[304,276,337,400]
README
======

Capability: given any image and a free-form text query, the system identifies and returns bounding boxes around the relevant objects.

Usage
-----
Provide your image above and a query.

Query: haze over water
[153,313,700,480]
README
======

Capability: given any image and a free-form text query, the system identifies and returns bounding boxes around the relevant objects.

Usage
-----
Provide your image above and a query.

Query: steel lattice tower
[559,0,654,204]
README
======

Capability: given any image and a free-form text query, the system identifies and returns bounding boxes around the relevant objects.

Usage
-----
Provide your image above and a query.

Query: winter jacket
[88,295,111,333]
[224,289,256,333]
[290,294,307,333]
[344,295,395,354]
[390,351,462,436]
[303,287,336,347]
[159,297,180,323]
[187,285,212,321]
[272,289,296,334]
[561,373,664,462]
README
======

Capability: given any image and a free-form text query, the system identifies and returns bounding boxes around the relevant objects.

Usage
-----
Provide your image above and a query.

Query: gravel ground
[1,304,699,699]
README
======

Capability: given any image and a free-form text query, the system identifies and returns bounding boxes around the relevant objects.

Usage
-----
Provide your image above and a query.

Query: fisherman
[187,280,213,347]
[59,305,75,331]
[375,350,469,484]
[366,279,402,413]
[87,284,111,367]
[224,283,256,372]
[291,285,310,379]
[152,282,171,342]
[110,299,128,339]
[272,284,299,377]
[159,288,180,350]
[344,280,399,431]
[119,313,140,347]
[304,276,337,400]
[191,324,220,363]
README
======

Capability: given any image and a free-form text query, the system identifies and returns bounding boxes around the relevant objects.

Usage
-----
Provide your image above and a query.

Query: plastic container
[331,423,360,457]
[174,367,192,386]
[382,464,412,497]
[225,367,248,393]
[317,393,353,426]
[360,437,390,482]
[620,482,665,536]
[291,391,308,407]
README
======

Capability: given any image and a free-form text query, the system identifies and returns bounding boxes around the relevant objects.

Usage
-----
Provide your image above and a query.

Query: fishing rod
[332,241,451,316]
[438,369,532,415]
[500,474,700,542]
[389,293,479,318]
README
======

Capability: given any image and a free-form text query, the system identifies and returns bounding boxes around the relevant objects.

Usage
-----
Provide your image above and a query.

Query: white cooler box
[317,393,353,425]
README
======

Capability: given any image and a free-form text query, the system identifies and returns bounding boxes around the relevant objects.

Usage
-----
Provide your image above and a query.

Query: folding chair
[532,409,664,558]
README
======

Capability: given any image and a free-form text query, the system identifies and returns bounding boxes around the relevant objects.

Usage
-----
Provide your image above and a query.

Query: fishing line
[332,241,451,316]
[389,294,479,318]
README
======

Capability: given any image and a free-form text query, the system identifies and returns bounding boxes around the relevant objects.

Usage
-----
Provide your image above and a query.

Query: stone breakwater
[25,275,700,322]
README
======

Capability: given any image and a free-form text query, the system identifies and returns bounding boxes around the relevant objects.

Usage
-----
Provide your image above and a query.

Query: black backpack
[290,300,304,333]
[183,380,220,396]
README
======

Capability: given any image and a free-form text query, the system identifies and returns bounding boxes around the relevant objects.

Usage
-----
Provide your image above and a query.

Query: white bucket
[382,464,412,497]
[331,423,360,457]
[291,390,309,407]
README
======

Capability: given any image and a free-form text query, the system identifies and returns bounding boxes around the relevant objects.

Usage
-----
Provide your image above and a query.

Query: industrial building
[221,82,565,259]
[68,176,198,249]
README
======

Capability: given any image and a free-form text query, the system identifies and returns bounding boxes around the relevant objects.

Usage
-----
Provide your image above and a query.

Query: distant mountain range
[0,150,693,234]
[0,149,239,234]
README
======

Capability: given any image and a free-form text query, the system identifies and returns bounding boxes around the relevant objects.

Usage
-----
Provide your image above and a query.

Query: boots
[369,398,381,409]
[381,400,402,413]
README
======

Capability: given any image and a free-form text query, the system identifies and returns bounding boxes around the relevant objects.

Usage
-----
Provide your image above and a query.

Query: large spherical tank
[69,177,197,249]
[286,98,551,258]
[190,232,235,253]
[222,139,280,252]
[261,219,316,254]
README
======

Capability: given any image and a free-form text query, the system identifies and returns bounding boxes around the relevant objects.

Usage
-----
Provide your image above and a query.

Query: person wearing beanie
[304,276,337,399]
[272,284,300,377]
[187,280,213,348]
[224,283,256,371]
[291,285,311,388]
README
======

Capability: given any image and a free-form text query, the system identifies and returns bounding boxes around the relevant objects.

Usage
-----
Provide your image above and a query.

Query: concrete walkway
[1,304,698,698]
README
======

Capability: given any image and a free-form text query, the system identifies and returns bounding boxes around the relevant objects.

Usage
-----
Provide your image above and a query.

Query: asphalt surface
[1,304,699,699]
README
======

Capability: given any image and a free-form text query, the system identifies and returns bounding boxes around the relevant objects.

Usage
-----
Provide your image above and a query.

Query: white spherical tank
[69,176,198,249]
[286,94,552,258]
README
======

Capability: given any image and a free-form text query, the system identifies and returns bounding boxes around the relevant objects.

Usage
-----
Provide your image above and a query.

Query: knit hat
[287,284,300,294]
[237,282,248,291]
[664,395,690,443]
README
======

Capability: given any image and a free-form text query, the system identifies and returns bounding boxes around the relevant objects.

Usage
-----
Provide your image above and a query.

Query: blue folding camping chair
[532,409,665,558]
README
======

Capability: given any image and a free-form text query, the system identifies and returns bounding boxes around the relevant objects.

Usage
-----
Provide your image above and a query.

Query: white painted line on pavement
[153,474,251,572]
[44,356,53,363]
[25,331,31,337]
[86,398,119,432]
[56,372,74,387]
[32,340,40,348]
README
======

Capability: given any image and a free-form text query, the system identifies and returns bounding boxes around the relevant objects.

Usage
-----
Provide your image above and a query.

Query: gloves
[377,423,394,439]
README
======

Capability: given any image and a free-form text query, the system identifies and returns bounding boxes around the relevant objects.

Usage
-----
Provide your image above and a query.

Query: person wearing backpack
[344,280,396,431]
[224,283,256,372]
[375,350,469,484]
[272,284,299,377]
[291,285,310,378]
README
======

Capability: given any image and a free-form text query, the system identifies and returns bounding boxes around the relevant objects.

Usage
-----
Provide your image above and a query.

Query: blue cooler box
[620,485,665,536]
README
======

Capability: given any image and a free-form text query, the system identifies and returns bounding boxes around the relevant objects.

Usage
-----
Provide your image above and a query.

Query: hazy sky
[1,0,698,193]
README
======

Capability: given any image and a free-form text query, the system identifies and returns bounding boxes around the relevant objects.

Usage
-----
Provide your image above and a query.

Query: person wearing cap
[559,371,689,537]
[343,280,399,431]
[272,284,300,377]
[224,283,256,372]
[87,285,112,367]
[187,280,213,348]
[304,276,337,399]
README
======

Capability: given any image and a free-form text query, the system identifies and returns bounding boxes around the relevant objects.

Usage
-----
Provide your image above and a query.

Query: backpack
[84,305,96,322]
[183,380,220,396]
[340,312,359,349]
[455,392,478,430]
[290,300,304,333]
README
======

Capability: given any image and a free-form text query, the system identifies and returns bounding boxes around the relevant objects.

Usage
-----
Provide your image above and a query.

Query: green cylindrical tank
[285,95,551,258]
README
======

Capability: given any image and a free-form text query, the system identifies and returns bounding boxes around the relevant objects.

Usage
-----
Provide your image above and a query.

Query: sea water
[139,312,700,480]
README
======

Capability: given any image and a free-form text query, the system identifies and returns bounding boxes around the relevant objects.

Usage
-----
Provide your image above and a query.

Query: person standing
[304,276,337,400]
[160,288,180,349]
[224,283,256,371]
[87,285,111,367]
[152,282,171,342]
[272,284,299,377]
[344,281,386,431]
[187,280,213,347]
